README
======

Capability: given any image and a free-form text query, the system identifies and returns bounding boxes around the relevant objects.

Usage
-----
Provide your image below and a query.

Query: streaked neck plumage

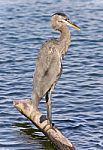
[58,25,71,56]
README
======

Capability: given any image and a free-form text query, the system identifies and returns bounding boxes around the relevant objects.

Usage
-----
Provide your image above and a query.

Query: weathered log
[13,99,75,150]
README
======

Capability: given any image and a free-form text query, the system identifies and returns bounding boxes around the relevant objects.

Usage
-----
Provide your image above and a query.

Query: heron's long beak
[62,19,80,30]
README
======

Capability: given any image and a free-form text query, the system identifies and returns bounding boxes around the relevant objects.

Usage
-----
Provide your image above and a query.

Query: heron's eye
[65,18,69,21]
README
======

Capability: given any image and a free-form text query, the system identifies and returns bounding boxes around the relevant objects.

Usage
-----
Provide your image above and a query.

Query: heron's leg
[45,84,55,127]
[46,91,52,126]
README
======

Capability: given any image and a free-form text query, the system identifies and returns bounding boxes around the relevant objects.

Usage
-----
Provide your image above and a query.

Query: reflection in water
[14,122,54,150]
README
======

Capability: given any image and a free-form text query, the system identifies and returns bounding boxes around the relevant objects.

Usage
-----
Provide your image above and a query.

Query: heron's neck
[58,25,71,55]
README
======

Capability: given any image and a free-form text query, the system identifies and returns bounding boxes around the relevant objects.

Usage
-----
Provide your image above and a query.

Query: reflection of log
[13,99,75,150]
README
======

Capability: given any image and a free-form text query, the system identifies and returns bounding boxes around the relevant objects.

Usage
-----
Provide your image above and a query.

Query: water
[0,0,103,149]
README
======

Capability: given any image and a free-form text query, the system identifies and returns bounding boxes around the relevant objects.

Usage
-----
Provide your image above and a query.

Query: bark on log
[13,99,76,150]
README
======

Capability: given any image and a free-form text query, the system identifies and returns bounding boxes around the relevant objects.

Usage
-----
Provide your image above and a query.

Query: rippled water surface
[0,0,103,149]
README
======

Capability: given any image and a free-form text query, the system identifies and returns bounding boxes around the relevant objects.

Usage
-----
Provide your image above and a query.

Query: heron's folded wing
[33,43,61,97]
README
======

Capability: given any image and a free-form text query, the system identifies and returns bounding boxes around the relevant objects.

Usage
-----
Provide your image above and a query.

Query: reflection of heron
[32,13,80,126]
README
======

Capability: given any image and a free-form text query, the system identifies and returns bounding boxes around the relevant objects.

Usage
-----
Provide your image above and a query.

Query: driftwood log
[13,99,75,150]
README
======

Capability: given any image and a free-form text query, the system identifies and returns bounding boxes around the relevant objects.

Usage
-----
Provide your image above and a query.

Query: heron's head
[51,12,80,31]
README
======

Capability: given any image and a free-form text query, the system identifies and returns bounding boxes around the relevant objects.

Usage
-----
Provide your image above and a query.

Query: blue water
[0,0,103,149]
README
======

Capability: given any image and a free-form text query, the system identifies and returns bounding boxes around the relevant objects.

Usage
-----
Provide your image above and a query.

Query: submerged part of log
[13,99,76,150]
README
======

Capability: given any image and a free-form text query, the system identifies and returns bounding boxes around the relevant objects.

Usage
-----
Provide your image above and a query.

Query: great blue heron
[32,12,80,126]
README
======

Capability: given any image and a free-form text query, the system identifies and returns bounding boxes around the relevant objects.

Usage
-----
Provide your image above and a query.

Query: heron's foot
[47,120,57,131]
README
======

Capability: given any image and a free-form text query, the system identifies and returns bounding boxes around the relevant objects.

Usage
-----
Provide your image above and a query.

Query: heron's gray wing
[33,42,61,98]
